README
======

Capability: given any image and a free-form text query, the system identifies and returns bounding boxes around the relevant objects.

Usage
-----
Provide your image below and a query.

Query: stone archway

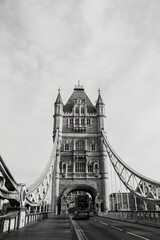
[58,184,98,214]
[62,184,97,198]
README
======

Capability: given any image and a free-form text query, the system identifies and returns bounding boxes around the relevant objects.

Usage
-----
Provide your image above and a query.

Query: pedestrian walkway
[3,215,72,240]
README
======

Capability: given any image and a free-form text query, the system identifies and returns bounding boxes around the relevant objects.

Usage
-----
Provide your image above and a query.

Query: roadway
[74,216,160,240]
[2,215,72,240]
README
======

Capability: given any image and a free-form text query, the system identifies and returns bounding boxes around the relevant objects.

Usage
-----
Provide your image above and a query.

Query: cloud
[1,0,160,185]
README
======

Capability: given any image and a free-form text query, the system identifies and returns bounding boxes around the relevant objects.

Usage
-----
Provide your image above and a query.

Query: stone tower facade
[52,83,108,214]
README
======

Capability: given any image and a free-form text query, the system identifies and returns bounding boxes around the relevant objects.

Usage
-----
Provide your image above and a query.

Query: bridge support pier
[18,207,26,229]
[51,148,61,215]
[7,207,26,229]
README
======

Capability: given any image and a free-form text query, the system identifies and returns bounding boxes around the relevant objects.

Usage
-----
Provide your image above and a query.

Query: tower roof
[55,88,63,105]
[74,81,84,91]
[63,83,96,113]
[96,89,105,105]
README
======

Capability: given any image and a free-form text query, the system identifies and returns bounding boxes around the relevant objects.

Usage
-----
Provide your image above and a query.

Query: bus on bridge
[73,194,90,220]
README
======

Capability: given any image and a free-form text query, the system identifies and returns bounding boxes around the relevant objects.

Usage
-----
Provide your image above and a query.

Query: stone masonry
[52,82,108,214]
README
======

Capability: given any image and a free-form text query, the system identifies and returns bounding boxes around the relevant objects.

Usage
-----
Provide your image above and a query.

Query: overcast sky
[0,0,160,187]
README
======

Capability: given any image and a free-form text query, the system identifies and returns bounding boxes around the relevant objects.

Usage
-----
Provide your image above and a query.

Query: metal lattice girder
[26,128,59,207]
[101,130,160,204]
[0,156,26,207]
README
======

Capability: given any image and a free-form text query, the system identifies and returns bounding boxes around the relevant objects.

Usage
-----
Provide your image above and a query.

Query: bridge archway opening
[57,184,99,215]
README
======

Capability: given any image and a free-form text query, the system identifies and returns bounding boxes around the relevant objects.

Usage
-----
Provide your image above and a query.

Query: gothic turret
[96,89,106,132]
[96,89,108,211]
[53,88,63,140]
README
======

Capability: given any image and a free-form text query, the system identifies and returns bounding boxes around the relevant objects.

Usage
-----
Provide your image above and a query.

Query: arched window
[76,141,85,151]
[62,163,66,174]
[94,163,99,174]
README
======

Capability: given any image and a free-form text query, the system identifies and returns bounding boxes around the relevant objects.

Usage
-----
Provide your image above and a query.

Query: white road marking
[99,221,123,231]
[95,217,150,239]
[111,225,123,231]
[127,231,150,240]
[99,221,108,226]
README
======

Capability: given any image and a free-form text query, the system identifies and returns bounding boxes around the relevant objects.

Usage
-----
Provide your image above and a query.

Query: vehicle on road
[73,194,90,220]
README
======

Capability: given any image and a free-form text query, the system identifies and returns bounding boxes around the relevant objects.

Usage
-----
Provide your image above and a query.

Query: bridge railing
[0,211,19,236]
[100,211,160,227]
[0,209,53,237]
[25,211,53,225]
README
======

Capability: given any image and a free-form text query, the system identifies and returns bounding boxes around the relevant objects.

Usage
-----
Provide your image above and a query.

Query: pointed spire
[74,80,84,91]
[96,88,104,105]
[55,87,63,105]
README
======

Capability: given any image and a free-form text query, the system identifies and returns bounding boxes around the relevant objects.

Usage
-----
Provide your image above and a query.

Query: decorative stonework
[74,81,84,89]
[53,84,108,212]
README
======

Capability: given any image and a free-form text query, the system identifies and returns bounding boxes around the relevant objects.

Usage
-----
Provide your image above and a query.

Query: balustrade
[0,208,53,237]
[104,210,160,226]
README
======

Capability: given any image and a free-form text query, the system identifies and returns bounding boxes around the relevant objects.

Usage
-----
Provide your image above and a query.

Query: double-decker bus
[73,194,90,220]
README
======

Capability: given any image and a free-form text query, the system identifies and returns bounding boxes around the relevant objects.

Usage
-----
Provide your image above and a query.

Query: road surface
[74,216,160,240]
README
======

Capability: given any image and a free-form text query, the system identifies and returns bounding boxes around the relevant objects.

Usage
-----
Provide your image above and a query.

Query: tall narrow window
[87,118,91,125]
[94,163,99,174]
[91,143,96,151]
[67,165,73,173]
[75,118,79,126]
[81,118,85,125]
[81,107,85,114]
[62,163,66,174]
[64,143,69,151]
[88,165,93,173]
[70,118,73,125]
[75,106,79,114]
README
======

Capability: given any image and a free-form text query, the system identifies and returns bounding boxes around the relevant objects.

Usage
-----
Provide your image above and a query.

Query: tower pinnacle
[96,88,104,105]
[58,87,61,93]
[74,81,84,91]
[55,88,63,105]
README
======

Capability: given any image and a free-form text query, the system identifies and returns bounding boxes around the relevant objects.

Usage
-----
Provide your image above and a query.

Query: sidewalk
[3,215,72,240]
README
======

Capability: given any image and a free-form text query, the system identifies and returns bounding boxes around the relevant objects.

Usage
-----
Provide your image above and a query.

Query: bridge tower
[52,83,108,214]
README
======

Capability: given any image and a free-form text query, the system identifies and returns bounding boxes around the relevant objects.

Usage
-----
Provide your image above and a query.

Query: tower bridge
[1,83,160,238]
[52,82,108,214]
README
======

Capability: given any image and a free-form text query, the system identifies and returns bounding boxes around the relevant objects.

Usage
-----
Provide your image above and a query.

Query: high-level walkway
[3,215,72,240]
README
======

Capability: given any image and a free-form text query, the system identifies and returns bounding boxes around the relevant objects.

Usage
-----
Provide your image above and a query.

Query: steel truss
[102,130,160,204]
[0,157,26,207]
